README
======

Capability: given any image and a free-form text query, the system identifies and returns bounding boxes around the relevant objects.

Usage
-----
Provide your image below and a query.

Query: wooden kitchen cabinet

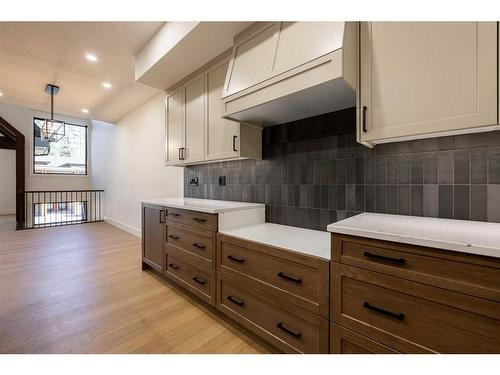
[358,22,499,146]
[142,204,166,272]
[165,87,184,165]
[205,56,241,161]
[184,73,205,164]
[165,53,262,167]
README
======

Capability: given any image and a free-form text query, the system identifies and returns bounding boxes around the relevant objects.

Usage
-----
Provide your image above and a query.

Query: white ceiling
[0,22,164,123]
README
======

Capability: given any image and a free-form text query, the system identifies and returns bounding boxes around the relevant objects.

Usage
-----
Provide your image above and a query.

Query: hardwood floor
[0,220,268,353]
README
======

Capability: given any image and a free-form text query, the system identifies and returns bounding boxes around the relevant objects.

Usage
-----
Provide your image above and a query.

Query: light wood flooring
[0,217,268,353]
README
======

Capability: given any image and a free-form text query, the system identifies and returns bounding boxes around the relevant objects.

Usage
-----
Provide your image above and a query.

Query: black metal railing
[18,190,104,229]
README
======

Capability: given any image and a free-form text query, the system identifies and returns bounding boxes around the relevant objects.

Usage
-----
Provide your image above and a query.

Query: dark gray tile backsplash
[185,107,500,231]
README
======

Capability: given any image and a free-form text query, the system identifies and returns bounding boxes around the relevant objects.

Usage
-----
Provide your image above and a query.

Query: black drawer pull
[227,295,244,306]
[277,272,302,284]
[168,263,179,270]
[192,243,206,249]
[363,302,405,321]
[192,276,207,285]
[363,251,405,265]
[193,217,207,223]
[276,322,302,338]
[168,234,179,240]
[227,255,245,263]
[170,213,180,217]
[362,106,367,133]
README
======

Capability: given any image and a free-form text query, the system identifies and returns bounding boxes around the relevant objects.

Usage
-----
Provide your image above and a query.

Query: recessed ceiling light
[102,82,112,89]
[0,92,3,97]
[81,109,89,114]
[86,53,98,62]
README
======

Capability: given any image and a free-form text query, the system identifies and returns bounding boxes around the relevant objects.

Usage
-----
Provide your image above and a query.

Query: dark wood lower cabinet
[217,272,329,354]
[330,233,500,354]
[330,323,400,354]
[142,204,166,272]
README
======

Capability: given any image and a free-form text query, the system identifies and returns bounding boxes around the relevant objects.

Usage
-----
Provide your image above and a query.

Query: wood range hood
[220,22,358,127]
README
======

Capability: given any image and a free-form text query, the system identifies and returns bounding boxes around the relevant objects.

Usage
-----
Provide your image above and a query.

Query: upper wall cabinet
[358,22,499,146]
[166,54,262,167]
[221,22,358,126]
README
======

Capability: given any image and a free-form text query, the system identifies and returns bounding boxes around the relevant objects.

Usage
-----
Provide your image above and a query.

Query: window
[33,117,87,175]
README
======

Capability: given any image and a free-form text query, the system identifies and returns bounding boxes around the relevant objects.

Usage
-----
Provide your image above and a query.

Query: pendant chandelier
[40,84,65,142]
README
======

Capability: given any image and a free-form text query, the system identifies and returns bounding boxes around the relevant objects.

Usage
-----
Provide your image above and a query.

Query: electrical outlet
[218,176,226,186]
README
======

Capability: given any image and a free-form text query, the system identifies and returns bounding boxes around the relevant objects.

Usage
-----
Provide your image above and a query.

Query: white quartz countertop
[140,198,265,214]
[220,223,331,260]
[327,213,500,259]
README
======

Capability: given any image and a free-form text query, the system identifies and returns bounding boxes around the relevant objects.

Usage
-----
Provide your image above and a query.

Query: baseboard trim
[0,210,15,215]
[104,216,141,237]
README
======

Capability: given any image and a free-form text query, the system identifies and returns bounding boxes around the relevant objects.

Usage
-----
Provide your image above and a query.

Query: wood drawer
[330,323,400,354]
[332,234,500,302]
[217,272,329,353]
[167,221,215,263]
[166,208,217,231]
[218,234,329,318]
[331,263,500,353]
[165,249,215,306]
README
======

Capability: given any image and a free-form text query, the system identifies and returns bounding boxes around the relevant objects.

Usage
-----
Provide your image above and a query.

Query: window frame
[32,116,88,176]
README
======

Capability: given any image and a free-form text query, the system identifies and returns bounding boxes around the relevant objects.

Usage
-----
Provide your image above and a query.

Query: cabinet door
[184,74,205,163]
[142,205,165,272]
[360,22,498,143]
[205,57,240,160]
[165,87,184,165]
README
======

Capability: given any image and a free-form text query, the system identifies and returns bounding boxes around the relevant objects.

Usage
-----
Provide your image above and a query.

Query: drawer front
[332,234,500,302]
[330,323,399,354]
[218,235,329,318]
[165,253,214,305]
[167,221,215,262]
[217,273,329,353]
[166,208,217,231]
[331,263,500,353]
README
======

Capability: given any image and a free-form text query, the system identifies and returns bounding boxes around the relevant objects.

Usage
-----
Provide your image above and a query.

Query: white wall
[91,93,183,236]
[0,102,91,191]
[0,149,16,215]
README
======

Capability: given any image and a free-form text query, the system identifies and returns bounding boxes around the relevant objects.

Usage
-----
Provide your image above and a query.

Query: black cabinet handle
[227,255,245,263]
[362,106,367,133]
[159,210,166,224]
[277,272,302,284]
[192,243,206,249]
[168,234,179,240]
[192,276,207,285]
[276,322,302,338]
[227,295,244,306]
[168,263,179,270]
[193,217,207,223]
[170,213,180,217]
[363,251,405,265]
[363,302,405,321]
[232,135,238,152]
